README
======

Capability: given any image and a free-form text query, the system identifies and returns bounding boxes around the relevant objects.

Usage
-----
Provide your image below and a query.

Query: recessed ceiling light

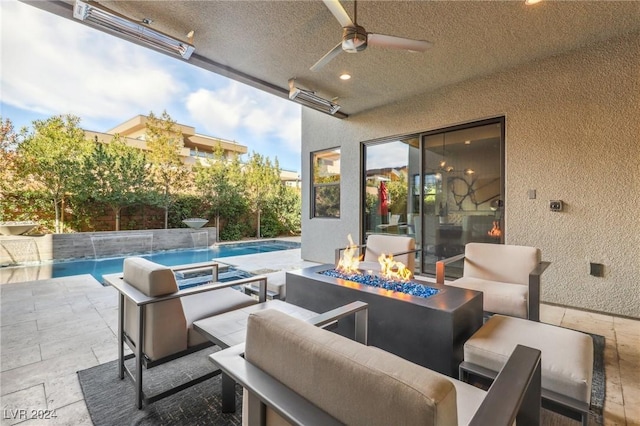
[525,0,542,5]
[464,140,471,145]
[339,73,351,80]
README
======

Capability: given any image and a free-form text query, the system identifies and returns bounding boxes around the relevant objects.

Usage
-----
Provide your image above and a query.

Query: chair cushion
[182,287,257,347]
[464,243,540,285]
[446,276,528,318]
[464,315,593,404]
[245,309,458,426]
[364,234,416,272]
[122,257,186,361]
[123,257,179,296]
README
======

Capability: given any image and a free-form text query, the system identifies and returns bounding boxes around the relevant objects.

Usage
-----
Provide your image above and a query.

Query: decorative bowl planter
[0,221,39,236]
[182,218,209,229]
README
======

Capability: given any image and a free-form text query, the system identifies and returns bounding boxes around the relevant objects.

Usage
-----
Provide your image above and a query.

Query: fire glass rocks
[320,269,439,299]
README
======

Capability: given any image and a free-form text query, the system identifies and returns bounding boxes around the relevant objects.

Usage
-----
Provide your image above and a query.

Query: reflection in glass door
[421,119,504,278]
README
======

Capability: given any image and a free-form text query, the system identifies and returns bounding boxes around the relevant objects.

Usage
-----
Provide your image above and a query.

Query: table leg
[221,372,236,413]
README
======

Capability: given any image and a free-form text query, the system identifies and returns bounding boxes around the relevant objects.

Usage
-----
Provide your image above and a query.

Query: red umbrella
[378,181,389,217]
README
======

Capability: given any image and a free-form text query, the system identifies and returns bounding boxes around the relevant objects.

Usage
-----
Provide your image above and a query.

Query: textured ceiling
[33,1,640,117]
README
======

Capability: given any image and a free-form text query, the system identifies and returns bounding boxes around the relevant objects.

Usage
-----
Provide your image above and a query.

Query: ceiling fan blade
[322,0,354,28]
[310,42,344,71]
[368,33,433,52]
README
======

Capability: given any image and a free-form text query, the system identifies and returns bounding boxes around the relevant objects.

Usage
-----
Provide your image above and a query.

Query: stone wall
[0,227,217,265]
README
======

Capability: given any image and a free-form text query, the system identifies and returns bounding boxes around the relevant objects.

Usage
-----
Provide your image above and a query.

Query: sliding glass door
[362,118,504,278]
[421,119,504,276]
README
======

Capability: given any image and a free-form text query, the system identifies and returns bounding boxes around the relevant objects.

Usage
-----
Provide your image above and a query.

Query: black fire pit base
[286,264,483,377]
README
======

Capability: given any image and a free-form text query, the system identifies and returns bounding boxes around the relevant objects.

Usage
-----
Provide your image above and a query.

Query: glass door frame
[360,116,505,277]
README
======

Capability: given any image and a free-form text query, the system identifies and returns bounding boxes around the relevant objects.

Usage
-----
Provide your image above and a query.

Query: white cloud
[1,1,185,122]
[185,81,301,154]
[366,141,410,170]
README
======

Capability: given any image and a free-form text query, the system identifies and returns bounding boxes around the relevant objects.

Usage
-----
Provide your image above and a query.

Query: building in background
[84,115,300,186]
[84,114,247,166]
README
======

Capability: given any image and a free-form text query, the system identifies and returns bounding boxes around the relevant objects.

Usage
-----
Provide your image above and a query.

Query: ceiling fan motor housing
[342,25,367,52]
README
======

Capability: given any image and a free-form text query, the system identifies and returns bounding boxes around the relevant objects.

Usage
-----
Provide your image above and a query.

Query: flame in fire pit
[336,235,413,282]
[336,234,362,274]
[378,253,413,281]
[488,221,502,238]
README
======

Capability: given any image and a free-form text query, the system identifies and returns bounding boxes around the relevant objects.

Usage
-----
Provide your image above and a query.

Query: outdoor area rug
[78,346,242,426]
[79,334,606,426]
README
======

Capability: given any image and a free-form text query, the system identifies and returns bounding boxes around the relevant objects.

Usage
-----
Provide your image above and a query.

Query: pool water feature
[3,240,300,285]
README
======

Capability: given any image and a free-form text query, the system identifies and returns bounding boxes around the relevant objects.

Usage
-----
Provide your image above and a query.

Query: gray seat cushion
[182,288,257,347]
[464,314,593,404]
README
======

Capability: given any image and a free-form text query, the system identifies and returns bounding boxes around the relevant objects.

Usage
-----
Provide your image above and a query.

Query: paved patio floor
[1,247,638,425]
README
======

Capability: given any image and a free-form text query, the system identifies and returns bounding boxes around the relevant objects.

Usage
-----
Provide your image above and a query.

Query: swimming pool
[4,240,300,284]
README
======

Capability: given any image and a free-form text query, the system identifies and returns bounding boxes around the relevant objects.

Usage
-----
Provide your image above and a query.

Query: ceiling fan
[310,0,433,71]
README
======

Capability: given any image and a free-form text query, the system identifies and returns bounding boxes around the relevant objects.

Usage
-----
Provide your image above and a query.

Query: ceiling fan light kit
[342,26,368,52]
[72,0,195,60]
[288,79,341,115]
[311,0,432,71]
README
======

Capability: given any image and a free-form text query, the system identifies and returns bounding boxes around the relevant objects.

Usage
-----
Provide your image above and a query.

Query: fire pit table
[286,264,483,377]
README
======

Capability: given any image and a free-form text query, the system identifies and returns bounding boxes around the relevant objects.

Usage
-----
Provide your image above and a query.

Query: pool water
[47,240,300,284]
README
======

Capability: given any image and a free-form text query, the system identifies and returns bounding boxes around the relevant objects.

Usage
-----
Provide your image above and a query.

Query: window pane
[364,138,419,237]
[312,148,340,218]
[313,148,340,184]
[314,185,340,218]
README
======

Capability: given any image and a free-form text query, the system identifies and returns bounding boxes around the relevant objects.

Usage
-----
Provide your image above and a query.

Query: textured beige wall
[301,32,640,318]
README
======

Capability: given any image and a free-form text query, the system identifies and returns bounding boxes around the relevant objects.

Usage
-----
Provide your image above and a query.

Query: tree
[264,185,301,236]
[243,152,282,238]
[387,174,408,217]
[145,111,188,229]
[17,115,91,233]
[193,144,246,235]
[0,117,24,199]
[79,136,149,231]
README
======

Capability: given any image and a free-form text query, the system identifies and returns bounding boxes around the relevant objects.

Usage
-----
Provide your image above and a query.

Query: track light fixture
[73,0,195,60]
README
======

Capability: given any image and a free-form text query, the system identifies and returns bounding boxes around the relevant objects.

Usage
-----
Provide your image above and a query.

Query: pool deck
[1,240,639,424]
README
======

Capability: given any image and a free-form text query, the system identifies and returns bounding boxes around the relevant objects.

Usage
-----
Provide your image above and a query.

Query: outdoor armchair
[436,242,550,321]
[211,308,542,426]
[104,257,267,409]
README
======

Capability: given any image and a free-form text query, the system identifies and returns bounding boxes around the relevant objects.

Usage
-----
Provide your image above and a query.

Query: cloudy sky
[0,0,302,173]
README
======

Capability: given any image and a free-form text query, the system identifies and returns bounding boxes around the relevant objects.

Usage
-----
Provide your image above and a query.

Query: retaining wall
[0,227,217,265]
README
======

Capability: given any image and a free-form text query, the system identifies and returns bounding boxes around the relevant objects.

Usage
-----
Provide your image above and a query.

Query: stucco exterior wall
[301,32,640,317]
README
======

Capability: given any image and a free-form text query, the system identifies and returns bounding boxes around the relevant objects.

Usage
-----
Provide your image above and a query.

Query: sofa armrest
[469,344,542,426]
[171,261,219,282]
[435,253,466,284]
[334,244,367,265]
[104,273,269,306]
[527,261,551,322]
[212,343,344,426]
[307,301,368,345]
